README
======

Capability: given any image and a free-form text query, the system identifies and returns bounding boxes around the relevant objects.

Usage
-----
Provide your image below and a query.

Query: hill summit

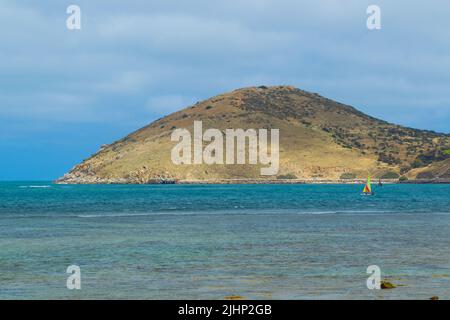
[56,86,450,183]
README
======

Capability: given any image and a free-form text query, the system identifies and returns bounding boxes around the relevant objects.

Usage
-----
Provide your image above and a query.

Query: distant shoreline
[177,179,450,184]
[54,178,450,185]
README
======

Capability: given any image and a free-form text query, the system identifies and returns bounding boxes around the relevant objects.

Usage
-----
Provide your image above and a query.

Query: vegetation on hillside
[56,86,450,183]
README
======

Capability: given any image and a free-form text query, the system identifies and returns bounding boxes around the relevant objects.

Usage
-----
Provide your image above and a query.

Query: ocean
[0,182,449,299]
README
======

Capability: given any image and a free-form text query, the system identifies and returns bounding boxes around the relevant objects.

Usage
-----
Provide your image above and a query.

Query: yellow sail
[362,175,372,194]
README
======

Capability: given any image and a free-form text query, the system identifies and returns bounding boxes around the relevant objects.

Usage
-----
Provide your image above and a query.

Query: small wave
[76,209,443,218]
[77,212,162,218]
[303,211,336,215]
[76,212,193,218]
[19,185,51,188]
[75,209,395,218]
[76,210,236,218]
[299,210,397,215]
[297,210,443,215]
[3,209,448,221]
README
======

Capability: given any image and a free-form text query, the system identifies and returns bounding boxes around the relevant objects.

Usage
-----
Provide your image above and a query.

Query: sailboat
[362,175,374,196]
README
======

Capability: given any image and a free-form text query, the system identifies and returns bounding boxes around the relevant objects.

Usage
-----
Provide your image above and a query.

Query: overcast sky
[1,0,450,179]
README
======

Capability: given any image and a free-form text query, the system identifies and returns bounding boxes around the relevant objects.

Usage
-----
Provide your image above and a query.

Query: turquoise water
[0,182,449,299]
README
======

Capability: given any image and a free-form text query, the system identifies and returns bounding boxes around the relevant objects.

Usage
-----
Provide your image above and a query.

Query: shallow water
[0,182,449,299]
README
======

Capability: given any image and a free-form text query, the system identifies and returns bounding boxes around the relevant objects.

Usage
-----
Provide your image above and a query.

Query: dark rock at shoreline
[380,280,396,289]
[224,295,244,300]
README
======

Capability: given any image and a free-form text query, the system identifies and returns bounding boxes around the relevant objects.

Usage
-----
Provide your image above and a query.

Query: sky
[1,0,450,180]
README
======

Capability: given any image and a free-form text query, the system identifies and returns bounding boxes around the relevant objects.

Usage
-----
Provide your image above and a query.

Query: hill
[56,86,450,184]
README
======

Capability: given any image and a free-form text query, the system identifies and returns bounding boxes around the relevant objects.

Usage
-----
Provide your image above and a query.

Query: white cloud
[145,95,197,115]
[0,0,449,132]
[94,71,153,94]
